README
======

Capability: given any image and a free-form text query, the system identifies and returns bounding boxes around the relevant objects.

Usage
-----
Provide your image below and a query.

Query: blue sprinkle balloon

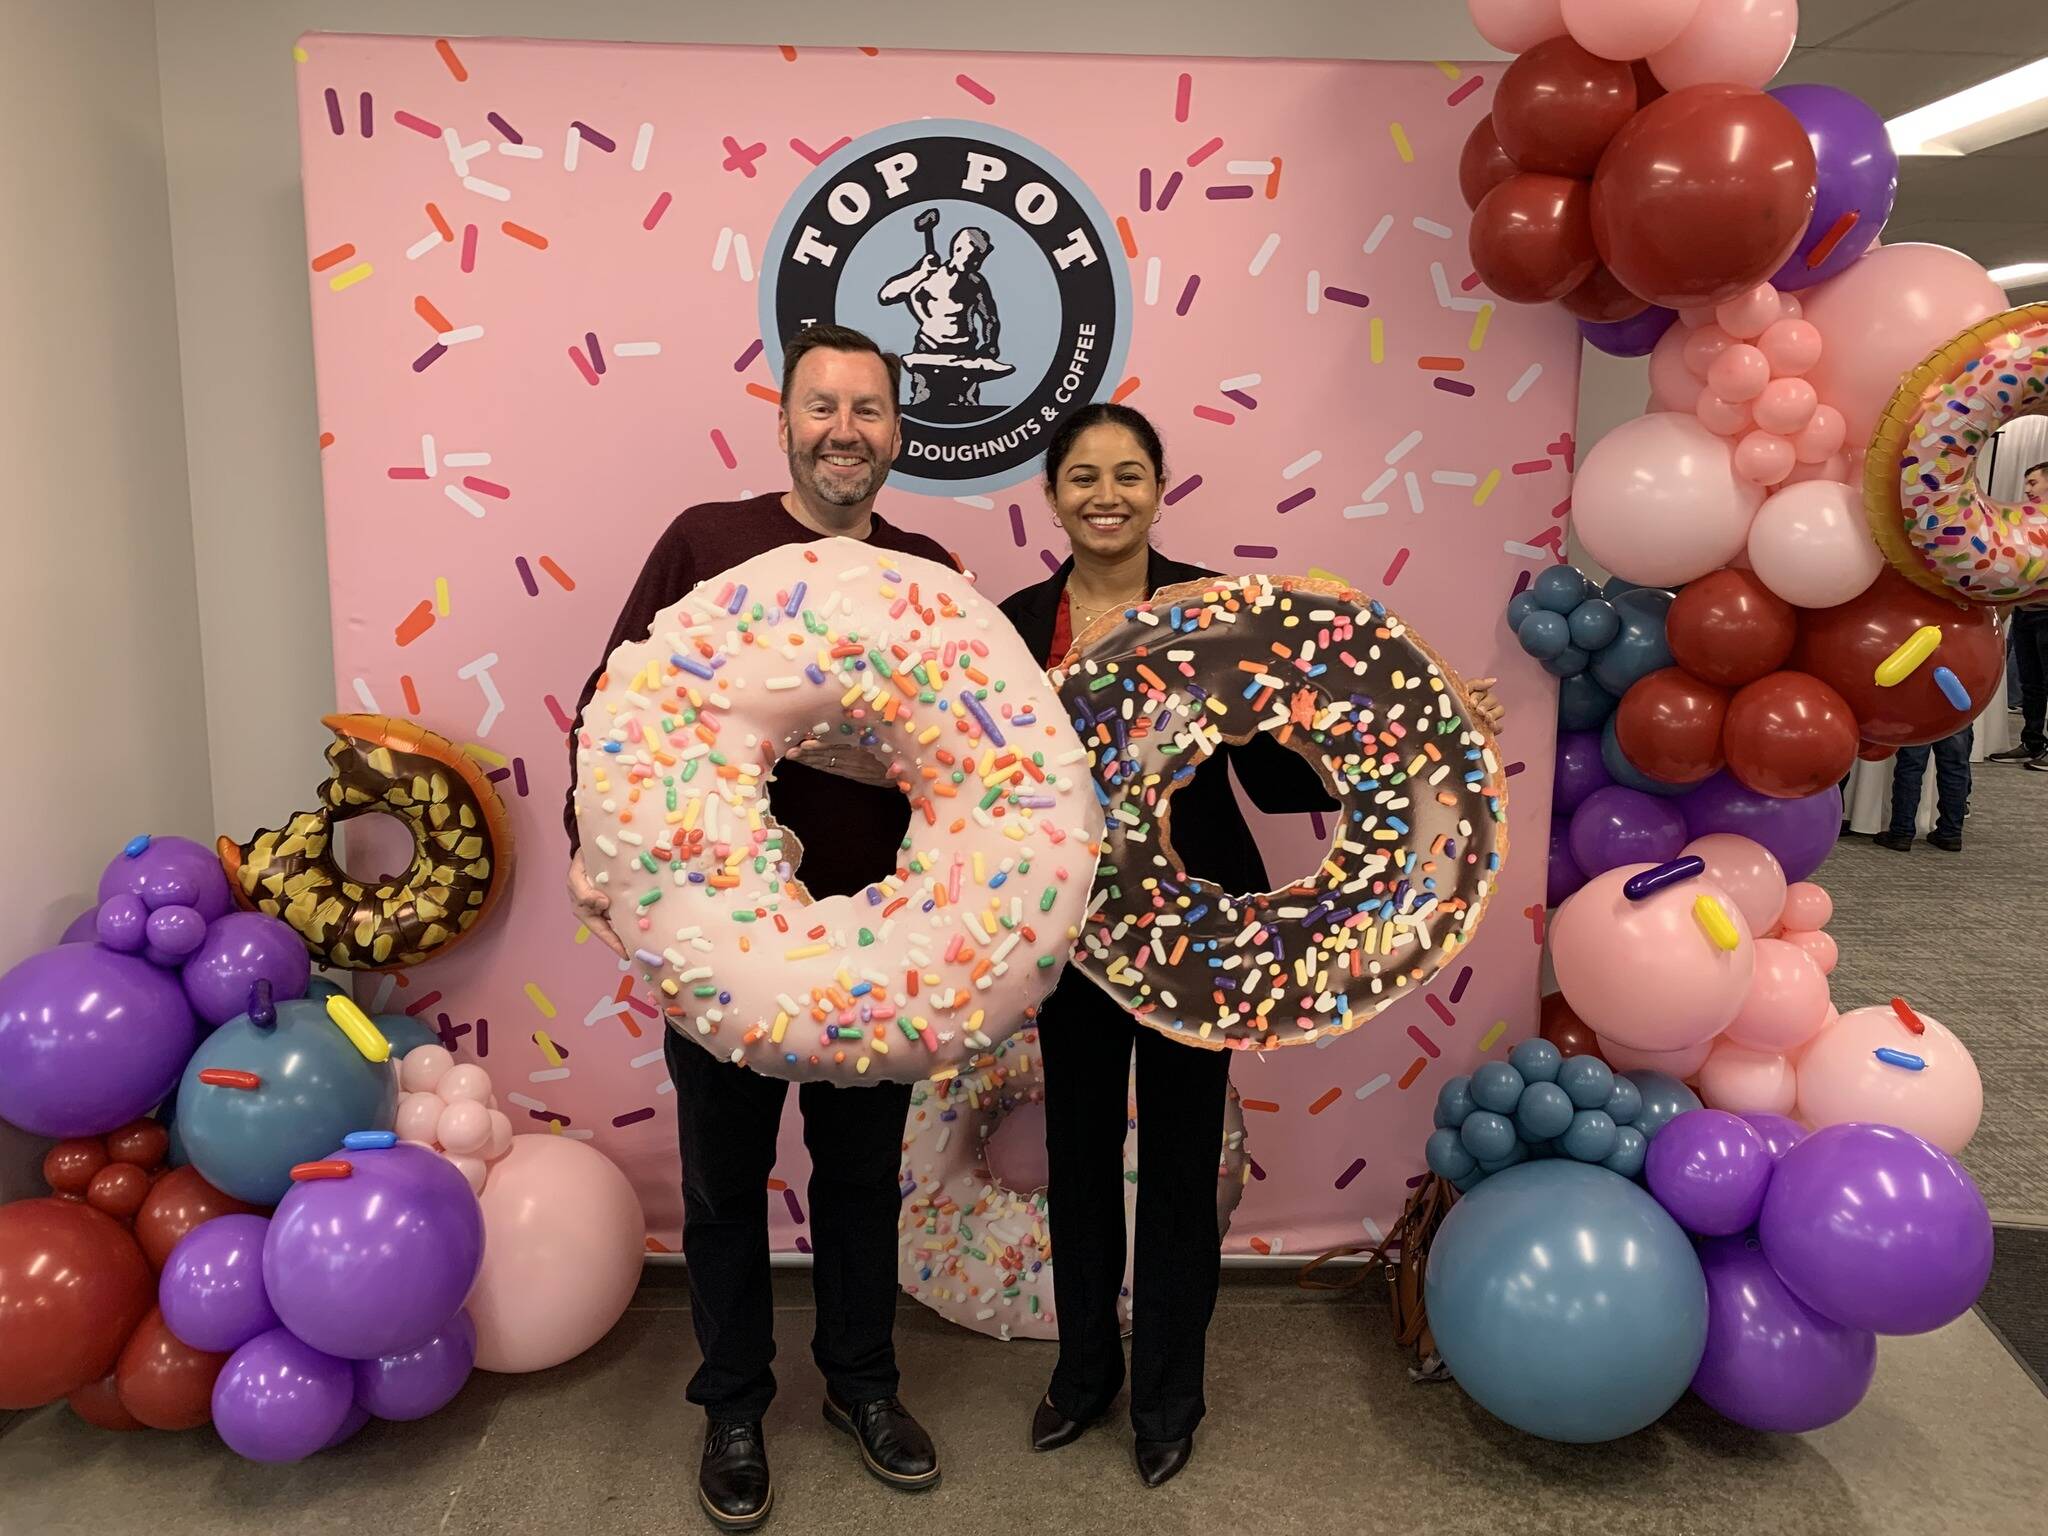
[1559,673,1619,731]
[1563,1109,1620,1163]
[1604,1077,1644,1127]
[1434,1076,1476,1129]
[1509,1038,1562,1084]
[1603,1124,1649,1179]
[1517,609,1572,660]
[1515,1081,1577,1142]
[1459,1110,1518,1163]
[1470,1062,1526,1115]
[1426,1127,1479,1182]
[1557,1055,1616,1110]
[1567,598,1620,651]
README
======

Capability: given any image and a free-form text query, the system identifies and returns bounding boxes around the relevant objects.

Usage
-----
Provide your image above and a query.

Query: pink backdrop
[293,33,1573,1257]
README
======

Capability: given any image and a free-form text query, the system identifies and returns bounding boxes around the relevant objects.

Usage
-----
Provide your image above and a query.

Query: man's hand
[918,252,941,273]
[1467,677,1507,737]
[568,851,629,959]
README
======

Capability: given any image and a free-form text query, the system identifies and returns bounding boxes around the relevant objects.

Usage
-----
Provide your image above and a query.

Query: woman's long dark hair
[1042,402,1167,488]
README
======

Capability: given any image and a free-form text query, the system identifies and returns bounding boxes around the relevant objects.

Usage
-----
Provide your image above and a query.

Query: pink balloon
[1715,282,1782,340]
[449,1155,488,1195]
[399,1045,454,1094]
[1752,377,1818,435]
[437,1064,492,1105]
[1707,344,1771,403]
[394,1092,443,1146]
[1684,323,1737,379]
[1696,393,1753,437]
[1550,864,1756,1051]
[1681,834,1786,936]
[1782,451,1851,487]
[1757,318,1823,377]
[1648,0,1798,90]
[1792,405,1846,464]
[1561,0,1701,59]
[1746,479,1885,608]
[1796,1004,1983,1154]
[1572,414,1764,586]
[1649,323,1705,414]
[1598,1033,1715,1078]
[1679,304,1719,329]
[436,1098,492,1156]
[1696,1040,1798,1115]
[1779,880,1833,933]
[485,1110,514,1161]
[1802,244,2009,454]
[1735,430,1796,486]
[1722,938,1831,1053]
[468,1136,644,1373]
[1778,291,1803,320]
[1782,927,1838,975]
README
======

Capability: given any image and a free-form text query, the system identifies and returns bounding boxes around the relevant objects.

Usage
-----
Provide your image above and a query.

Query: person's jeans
[2016,609,2048,757]
[1888,724,1974,841]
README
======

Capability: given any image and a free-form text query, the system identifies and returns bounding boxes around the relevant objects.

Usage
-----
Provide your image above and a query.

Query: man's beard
[791,443,882,507]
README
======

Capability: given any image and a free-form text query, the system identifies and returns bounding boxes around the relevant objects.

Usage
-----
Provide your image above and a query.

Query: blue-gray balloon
[1559,673,1619,731]
[1470,1061,1525,1115]
[1603,1124,1649,1179]
[1424,1160,1708,1442]
[374,1012,443,1059]
[1532,565,1591,614]
[1426,1127,1479,1181]
[1588,588,1673,695]
[1478,1142,1530,1176]
[1452,1167,1485,1193]
[1557,1055,1616,1110]
[1459,1110,1518,1163]
[1506,591,1540,631]
[1518,609,1572,660]
[1623,1070,1704,1140]
[1515,1081,1576,1142]
[1434,1075,1475,1129]
[1601,714,1692,798]
[1526,1138,1560,1159]
[1509,1038,1562,1084]
[1604,1077,1644,1127]
[1568,598,1620,651]
[1562,1109,1619,1163]
[1542,644,1590,678]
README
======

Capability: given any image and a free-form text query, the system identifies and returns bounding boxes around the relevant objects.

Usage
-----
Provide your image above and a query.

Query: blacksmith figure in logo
[876,212,1010,407]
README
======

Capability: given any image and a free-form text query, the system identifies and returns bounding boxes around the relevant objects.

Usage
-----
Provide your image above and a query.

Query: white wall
[0,0,208,1198]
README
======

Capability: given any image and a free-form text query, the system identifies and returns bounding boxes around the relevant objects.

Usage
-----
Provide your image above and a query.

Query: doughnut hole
[1209,760,1341,892]
[335,810,419,884]
[766,753,912,899]
[983,1100,1051,1195]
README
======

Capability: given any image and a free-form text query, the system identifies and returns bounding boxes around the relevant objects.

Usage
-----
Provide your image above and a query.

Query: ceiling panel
[1775,46,2022,115]
[1824,0,2048,53]
[1797,0,1918,47]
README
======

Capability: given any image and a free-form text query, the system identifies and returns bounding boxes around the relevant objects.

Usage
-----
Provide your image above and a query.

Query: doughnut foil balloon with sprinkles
[1056,574,1509,1050]
[574,538,1105,1084]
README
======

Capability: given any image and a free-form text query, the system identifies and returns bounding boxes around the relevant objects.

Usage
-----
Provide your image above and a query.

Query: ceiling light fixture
[1988,262,2048,290]
[1886,56,2048,155]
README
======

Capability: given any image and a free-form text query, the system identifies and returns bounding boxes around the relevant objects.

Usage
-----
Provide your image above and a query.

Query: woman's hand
[1467,677,1507,737]
[568,851,629,959]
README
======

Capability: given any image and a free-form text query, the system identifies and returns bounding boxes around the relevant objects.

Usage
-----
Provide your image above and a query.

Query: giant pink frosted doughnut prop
[897,1028,1248,1341]
[574,538,1105,1085]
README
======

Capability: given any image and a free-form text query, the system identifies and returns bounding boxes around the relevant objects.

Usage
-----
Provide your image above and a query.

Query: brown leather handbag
[1296,1176,1457,1378]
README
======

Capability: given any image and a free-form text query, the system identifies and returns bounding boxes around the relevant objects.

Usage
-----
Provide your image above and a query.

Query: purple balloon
[1547,819,1588,908]
[353,1309,477,1420]
[59,908,100,945]
[1692,1233,1877,1433]
[323,1401,373,1450]
[95,893,149,953]
[1759,1123,1992,1335]
[0,944,197,1137]
[159,1213,279,1354]
[1644,1110,1773,1236]
[212,1326,353,1463]
[1768,85,1897,292]
[1554,730,1613,817]
[181,912,313,1029]
[97,834,234,922]
[1567,785,1687,878]
[1678,771,1842,883]
[263,1142,484,1360]
[1742,1113,1807,1161]
[144,904,208,963]
[1580,305,1678,358]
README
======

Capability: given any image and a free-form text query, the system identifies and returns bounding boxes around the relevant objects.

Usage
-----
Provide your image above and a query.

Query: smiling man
[563,323,950,1531]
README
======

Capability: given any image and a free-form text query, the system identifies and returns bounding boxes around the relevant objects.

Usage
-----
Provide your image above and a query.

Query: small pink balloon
[1781,927,1839,976]
[1680,834,1786,936]
[1796,1004,1983,1154]
[1707,344,1771,402]
[1697,1041,1798,1116]
[1649,323,1705,414]
[1679,304,1719,329]
[1779,881,1833,933]
[1469,0,1568,53]
[1714,282,1781,340]
[1793,405,1847,464]
[448,1155,489,1195]
[1752,377,1819,435]
[485,1110,514,1161]
[438,1063,493,1105]
[1649,0,1797,90]
[1747,479,1885,608]
[1696,393,1753,437]
[436,1098,493,1156]
[1782,452,1852,487]
[1735,430,1796,486]
[400,1045,455,1094]
[1778,291,1803,320]
[1722,938,1831,1053]
[1757,318,1823,377]
[1572,414,1764,586]
[1597,1033,1715,1079]
[1561,0,1702,59]
[1683,323,1736,380]
[1550,865,1756,1051]
[395,1092,443,1146]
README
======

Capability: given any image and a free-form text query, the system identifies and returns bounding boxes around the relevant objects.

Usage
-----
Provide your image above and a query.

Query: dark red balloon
[0,1198,155,1409]
[1615,668,1730,784]
[1857,739,1896,762]
[1590,85,1817,308]
[1560,263,1650,323]
[1791,569,2004,747]
[1459,114,1520,212]
[68,1370,144,1431]
[1723,671,1860,798]
[1540,993,1608,1064]
[104,1120,170,1170]
[86,1163,151,1223]
[1471,174,1599,305]
[1492,36,1639,178]
[133,1167,266,1272]
[1667,570,1799,688]
[115,1307,226,1431]
[42,1140,109,1196]
[1631,60,1666,110]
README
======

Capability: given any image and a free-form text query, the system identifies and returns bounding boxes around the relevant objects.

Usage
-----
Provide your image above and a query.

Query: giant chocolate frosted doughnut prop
[1866,303,2048,606]
[897,1027,1248,1341]
[1057,575,1509,1050]
[218,714,513,969]
[573,539,1105,1085]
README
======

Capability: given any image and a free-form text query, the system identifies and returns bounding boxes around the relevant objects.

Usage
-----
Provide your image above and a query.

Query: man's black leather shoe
[822,1393,940,1490]
[699,1418,771,1530]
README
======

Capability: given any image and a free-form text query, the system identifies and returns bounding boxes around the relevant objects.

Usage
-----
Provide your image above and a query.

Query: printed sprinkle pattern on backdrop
[294,34,1574,1254]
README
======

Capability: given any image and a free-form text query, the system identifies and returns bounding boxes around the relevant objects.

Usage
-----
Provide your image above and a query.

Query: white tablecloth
[1843,670,2014,835]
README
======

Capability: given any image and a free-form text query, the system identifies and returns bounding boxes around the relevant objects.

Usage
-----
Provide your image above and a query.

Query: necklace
[1069,591,1139,631]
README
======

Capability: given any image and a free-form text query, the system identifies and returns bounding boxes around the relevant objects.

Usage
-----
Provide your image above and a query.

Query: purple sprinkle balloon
[97,833,234,922]
[181,911,313,1029]
[1645,1109,1773,1236]
[1767,84,1897,292]
[0,944,198,1137]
